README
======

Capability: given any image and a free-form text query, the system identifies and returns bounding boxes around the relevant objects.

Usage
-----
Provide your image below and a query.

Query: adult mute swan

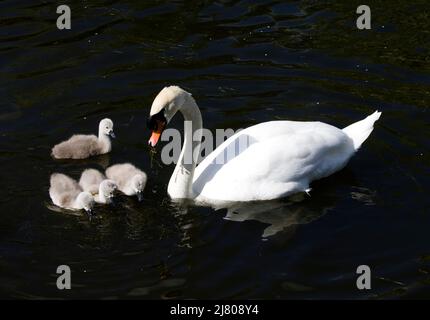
[147,86,381,204]
[51,118,115,159]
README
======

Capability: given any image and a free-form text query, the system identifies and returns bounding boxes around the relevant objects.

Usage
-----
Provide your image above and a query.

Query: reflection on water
[0,0,429,299]
[350,186,377,206]
[216,173,354,238]
[51,153,112,170]
[223,196,332,238]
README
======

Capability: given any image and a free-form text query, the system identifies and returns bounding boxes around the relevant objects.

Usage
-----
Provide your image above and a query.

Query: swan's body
[79,168,105,194]
[147,86,381,204]
[193,121,353,202]
[105,163,147,201]
[51,118,115,159]
[49,173,94,213]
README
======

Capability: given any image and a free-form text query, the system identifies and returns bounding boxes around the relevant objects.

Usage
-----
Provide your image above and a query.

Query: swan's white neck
[98,131,111,153]
[167,94,202,199]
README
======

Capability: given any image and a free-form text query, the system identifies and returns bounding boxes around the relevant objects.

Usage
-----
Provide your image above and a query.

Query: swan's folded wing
[193,121,353,202]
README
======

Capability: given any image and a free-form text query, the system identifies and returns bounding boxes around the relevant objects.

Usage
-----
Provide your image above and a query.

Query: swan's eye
[147,110,167,131]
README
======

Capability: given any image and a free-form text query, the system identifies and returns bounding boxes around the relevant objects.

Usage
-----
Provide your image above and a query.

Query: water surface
[0,0,429,299]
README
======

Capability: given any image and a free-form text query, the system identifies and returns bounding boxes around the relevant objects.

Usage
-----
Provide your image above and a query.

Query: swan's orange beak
[148,120,166,147]
[149,130,161,147]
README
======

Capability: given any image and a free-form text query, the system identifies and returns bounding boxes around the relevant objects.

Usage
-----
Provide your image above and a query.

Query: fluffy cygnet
[49,173,95,215]
[94,179,118,204]
[51,118,115,159]
[105,163,147,201]
[79,168,105,195]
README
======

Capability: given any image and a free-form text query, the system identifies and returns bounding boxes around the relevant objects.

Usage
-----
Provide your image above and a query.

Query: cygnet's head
[100,179,118,200]
[99,118,115,138]
[76,192,95,214]
[131,174,147,201]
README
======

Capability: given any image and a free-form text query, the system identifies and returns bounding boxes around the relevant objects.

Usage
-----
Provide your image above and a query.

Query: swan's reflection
[223,199,330,238]
[193,169,373,239]
[76,153,112,169]
[50,153,112,171]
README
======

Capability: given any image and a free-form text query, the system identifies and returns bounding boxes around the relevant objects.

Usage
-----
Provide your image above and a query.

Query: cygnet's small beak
[109,130,116,138]
[136,191,144,202]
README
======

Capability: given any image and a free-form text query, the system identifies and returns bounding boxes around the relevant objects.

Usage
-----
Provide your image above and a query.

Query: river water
[0,0,429,299]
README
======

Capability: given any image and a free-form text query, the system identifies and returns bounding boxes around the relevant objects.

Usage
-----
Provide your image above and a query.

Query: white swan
[79,168,105,194]
[147,86,382,204]
[105,163,147,201]
[49,173,95,215]
[51,118,115,159]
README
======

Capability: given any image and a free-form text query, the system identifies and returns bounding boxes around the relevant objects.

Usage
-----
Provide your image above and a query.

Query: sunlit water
[0,0,429,299]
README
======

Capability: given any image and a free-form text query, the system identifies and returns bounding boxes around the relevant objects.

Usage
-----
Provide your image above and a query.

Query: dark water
[0,0,429,299]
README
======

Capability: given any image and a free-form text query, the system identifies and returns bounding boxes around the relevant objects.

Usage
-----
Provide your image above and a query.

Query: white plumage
[148,86,382,204]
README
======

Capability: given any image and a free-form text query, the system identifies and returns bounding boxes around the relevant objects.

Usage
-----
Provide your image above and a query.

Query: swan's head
[99,118,115,138]
[100,179,118,200]
[147,86,189,146]
[131,174,147,201]
[76,192,95,215]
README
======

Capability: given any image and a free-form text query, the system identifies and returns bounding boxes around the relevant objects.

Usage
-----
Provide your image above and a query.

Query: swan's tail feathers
[342,110,382,150]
